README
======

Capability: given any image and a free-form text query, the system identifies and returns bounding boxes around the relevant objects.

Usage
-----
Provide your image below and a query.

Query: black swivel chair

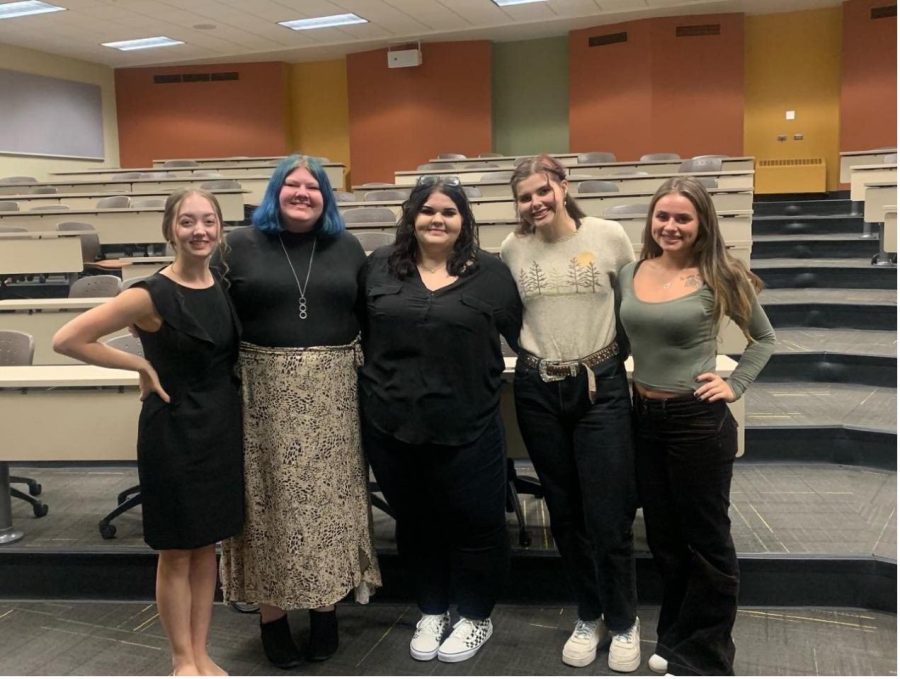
[97,334,143,539]
[0,330,49,518]
[499,337,544,547]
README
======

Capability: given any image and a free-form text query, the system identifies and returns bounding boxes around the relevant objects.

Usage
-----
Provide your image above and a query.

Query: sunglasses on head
[415,174,462,188]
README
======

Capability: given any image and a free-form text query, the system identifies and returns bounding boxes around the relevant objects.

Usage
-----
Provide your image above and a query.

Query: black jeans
[363,413,509,620]
[513,356,637,631]
[633,389,740,676]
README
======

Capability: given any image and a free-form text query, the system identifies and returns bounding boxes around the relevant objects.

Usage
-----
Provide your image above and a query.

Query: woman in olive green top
[618,176,775,676]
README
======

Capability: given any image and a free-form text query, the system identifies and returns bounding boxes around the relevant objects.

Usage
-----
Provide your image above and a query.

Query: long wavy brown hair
[641,176,763,339]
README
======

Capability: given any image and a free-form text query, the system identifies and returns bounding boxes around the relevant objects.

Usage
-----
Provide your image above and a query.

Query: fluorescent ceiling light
[0,1,65,19]
[279,13,367,30]
[102,36,184,51]
[492,0,547,6]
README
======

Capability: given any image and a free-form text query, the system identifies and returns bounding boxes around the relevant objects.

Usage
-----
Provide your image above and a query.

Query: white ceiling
[0,0,843,69]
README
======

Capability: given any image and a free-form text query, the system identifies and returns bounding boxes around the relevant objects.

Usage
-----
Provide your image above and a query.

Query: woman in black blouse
[360,176,522,664]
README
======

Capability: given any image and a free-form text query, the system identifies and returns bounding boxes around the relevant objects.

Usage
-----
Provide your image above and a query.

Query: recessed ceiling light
[278,13,367,31]
[0,1,65,19]
[101,36,184,51]
[492,0,547,6]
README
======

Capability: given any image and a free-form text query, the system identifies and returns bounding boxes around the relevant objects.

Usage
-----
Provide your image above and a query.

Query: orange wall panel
[569,20,653,160]
[347,42,492,184]
[840,0,897,151]
[115,62,290,167]
[570,14,743,159]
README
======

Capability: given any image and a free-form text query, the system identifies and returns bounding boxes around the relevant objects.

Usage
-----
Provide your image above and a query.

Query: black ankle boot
[260,615,303,669]
[306,609,339,661]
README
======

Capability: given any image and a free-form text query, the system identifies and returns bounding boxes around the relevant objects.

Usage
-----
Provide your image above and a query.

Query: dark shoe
[306,609,339,661]
[260,615,303,669]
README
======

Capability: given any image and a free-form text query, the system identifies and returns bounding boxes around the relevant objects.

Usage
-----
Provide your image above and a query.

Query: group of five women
[53,151,774,676]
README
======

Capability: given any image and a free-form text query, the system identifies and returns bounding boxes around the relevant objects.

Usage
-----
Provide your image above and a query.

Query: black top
[214,227,366,348]
[359,247,522,446]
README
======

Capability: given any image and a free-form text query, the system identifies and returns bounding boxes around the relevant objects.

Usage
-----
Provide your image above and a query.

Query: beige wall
[0,44,119,181]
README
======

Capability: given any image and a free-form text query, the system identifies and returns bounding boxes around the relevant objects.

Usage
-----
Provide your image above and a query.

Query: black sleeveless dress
[133,273,244,550]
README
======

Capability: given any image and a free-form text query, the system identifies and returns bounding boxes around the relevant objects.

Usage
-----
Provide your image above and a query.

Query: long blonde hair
[641,177,763,338]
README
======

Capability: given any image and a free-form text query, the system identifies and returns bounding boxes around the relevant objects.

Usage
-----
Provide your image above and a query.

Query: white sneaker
[608,617,641,672]
[562,618,608,667]
[409,612,450,661]
[437,617,493,663]
[648,652,668,674]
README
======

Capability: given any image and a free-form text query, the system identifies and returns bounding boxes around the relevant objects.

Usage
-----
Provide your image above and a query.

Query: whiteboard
[0,69,104,160]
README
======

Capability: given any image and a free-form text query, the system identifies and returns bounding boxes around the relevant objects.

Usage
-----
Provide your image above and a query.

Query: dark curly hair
[387,178,480,279]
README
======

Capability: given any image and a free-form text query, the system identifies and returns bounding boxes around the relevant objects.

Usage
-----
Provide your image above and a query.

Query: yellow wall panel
[744,8,842,191]
[288,59,351,189]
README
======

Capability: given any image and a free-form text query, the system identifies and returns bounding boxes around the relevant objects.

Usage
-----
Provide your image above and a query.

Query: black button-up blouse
[359,247,522,446]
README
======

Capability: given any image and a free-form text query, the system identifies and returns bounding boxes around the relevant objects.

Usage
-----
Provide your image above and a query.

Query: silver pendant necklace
[278,233,317,320]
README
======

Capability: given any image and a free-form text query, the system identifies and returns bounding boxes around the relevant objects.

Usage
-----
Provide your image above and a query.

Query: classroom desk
[154,155,286,167]
[0,231,86,276]
[864,182,897,224]
[0,177,269,206]
[346,188,753,222]
[346,213,752,254]
[849,164,897,202]
[0,298,116,365]
[840,149,897,183]
[51,163,344,191]
[884,206,896,254]
[0,189,246,221]
[500,354,744,461]
[0,208,168,246]
[119,256,172,279]
[390,170,753,194]
[422,154,754,173]
[0,356,743,541]
[0,364,141,463]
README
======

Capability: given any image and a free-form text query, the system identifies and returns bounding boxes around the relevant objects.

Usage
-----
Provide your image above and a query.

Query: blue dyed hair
[251,154,345,237]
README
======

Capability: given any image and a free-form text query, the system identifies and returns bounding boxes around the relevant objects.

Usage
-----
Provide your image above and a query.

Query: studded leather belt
[520,341,619,402]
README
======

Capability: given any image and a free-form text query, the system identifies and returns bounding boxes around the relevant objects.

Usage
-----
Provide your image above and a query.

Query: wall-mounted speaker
[388,46,422,68]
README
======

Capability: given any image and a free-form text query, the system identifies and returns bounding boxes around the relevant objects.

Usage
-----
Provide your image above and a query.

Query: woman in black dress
[53,188,243,676]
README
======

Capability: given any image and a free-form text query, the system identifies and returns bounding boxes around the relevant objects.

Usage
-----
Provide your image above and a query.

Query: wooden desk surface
[0,230,89,240]
[0,297,109,311]
[0,364,138,388]
[0,177,269,206]
[51,163,344,191]
[0,356,743,462]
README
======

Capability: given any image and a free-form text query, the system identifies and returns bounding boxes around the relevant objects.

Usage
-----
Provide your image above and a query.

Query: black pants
[633,389,740,676]
[363,413,509,620]
[513,356,638,631]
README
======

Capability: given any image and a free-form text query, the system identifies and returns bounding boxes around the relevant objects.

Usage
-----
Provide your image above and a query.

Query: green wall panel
[492,37,569,157]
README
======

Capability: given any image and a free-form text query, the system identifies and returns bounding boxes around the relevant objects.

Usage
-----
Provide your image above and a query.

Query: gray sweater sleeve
[725,294,776,399]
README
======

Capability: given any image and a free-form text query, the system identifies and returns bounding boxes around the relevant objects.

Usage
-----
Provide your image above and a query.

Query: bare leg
[157,550,199,675]
[187,545,227,676]
[259,602,286,624]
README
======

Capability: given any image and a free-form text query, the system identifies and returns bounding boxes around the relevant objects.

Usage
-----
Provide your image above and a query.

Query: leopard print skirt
[219,339,381,610]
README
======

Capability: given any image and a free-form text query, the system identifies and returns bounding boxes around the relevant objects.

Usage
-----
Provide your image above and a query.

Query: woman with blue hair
[215,154,381,669]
